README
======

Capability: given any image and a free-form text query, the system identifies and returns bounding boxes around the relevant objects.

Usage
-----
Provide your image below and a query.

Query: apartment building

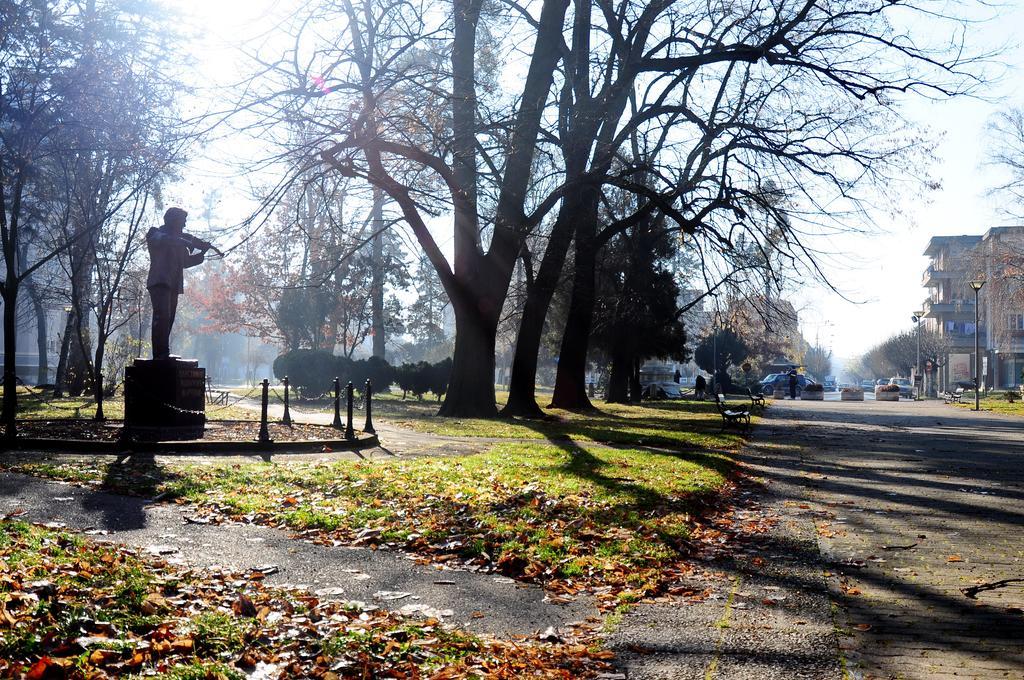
[922,227,1024,391]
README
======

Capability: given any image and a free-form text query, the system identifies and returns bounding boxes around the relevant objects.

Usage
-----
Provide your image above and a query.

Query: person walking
[788,369,798,399]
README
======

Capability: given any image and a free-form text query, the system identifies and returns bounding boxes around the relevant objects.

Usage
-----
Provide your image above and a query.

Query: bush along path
[0,519,615,679]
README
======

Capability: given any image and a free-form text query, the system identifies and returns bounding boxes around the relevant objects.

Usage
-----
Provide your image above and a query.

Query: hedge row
[272,350,452,401]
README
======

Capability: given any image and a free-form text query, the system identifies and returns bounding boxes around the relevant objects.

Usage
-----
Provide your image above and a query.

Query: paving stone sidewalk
[607,426,842,679]
[749,399,1024,680]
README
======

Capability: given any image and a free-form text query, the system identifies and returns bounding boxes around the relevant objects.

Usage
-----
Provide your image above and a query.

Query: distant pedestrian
[674,368,681,384]
[694,374,706,401]
[788,369,798,399]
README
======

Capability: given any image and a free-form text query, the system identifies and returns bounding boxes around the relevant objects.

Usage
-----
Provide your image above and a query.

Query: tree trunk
[438,294,498,418]
[629,356,643,402]
[370,188,385,359]
[66,304,92,396]
[550,200,599,410]
[501,211,575,418]
[93,338,106,421]
[25,279,48,384]
[2,286,18,443]
[54,311,73,397]
[606,335,631,404]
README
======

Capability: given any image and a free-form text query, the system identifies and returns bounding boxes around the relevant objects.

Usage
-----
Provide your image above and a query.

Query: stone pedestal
[123,358,205,440]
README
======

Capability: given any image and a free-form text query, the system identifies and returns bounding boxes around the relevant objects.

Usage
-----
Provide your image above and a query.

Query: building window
[1008,314,1024,331]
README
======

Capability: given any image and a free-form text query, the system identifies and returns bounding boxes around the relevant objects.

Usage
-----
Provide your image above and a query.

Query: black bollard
[94,372,105,422]
[332,377,343,428]
[258,378,271,443]
[363,378,375,434]
[345,381,355,440]
[281,376,292,427]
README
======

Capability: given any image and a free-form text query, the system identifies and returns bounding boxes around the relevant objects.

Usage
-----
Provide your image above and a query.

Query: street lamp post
[969,280,985,411]
[912,312,923,399]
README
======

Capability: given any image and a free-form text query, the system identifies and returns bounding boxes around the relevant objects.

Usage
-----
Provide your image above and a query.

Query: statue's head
[163,207,188,234]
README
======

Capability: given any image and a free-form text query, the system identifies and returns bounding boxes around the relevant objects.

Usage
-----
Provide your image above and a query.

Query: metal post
[258,378,271,443]
[967,280,986,409]
[281,376,292,427]
[345,381,355,440]
[712,325,718,395]
[363,378,375,433]
[332,377,342,428]
[974,286,982,411]
[94,372,105,421]
[916,321,921,398]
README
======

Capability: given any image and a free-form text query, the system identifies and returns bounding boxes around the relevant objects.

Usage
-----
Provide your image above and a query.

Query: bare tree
[989,107,1024,217]
[1,0,189,438]
[236,0,987,419]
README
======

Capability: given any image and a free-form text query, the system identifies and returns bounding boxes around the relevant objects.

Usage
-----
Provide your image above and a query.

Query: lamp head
[969,280,985,291]
[912,314,920,323]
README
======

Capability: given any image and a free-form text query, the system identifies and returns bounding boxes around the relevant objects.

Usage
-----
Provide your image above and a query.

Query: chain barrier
[205,384,261,413]
[21,374,374,433]
[18,377,127,414]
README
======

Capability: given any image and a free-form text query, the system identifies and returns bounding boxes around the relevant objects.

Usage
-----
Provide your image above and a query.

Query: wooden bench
[714,394,750,430]
[747,387,766,408]
[943,387,965,404]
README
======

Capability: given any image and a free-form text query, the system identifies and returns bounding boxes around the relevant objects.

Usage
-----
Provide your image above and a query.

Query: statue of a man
[146,207,211,359]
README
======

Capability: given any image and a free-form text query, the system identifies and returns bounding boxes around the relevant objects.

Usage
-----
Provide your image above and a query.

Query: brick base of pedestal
[123,358,206,440]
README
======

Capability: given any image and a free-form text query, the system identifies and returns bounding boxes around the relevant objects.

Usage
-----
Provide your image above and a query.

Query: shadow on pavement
[750,401,1024,675]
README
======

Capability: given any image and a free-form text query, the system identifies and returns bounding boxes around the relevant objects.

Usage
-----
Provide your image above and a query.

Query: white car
[889,377,915,399]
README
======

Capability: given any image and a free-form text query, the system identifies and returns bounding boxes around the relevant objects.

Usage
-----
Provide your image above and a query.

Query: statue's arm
[184,251,205,268]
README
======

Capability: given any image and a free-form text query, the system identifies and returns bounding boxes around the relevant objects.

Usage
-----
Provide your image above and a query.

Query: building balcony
[923,298,976,318]
[922,265,960,288]
[943,333,984,349]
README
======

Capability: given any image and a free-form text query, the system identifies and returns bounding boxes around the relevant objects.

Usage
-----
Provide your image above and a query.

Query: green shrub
[349,356,396,394]
[395,359,451,400]
[273,349,341,398]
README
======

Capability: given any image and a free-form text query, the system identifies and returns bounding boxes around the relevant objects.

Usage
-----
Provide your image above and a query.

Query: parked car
[889,377,915,399]
[642,382,683,400]
[860,379,876,390]
[760,373,813,396]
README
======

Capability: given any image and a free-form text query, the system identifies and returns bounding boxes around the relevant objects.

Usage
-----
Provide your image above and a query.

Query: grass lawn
[4,393,758,606]
[4,440,738,605]
[951,392,1024,415]
[0,520,611,678]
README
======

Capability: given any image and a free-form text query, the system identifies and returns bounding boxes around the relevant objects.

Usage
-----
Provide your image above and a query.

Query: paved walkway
[0,471,592,638]
[749,398,1024,679]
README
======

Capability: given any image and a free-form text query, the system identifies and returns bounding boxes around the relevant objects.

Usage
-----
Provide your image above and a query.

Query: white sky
[170,0,1024,368]
[792,2,1024,367]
